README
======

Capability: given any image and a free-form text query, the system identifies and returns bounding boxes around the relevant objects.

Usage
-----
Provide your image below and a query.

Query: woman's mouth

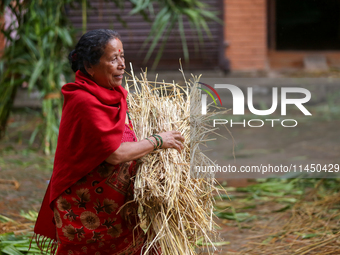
[114,74,123,79]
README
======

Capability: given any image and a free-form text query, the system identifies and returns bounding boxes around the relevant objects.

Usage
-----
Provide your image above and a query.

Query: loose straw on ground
[125,63,225,255]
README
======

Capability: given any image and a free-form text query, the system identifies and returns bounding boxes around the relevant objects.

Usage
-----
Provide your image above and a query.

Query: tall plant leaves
[0,0,221,152]
[178,14,189,62]
[143,6,172,62]
[28,59,44,91]
[0,0,74,153]
[151,14,177,69]
[128,0,222,68]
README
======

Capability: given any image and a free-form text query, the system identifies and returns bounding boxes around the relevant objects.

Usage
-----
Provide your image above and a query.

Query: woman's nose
[118,57,125,69]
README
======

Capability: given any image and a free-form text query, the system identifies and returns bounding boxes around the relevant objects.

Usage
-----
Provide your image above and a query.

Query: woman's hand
[106,131,185,165]
[154,131,185,153]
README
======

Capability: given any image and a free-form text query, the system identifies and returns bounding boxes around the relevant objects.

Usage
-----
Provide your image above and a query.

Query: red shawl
[34,70,127,244]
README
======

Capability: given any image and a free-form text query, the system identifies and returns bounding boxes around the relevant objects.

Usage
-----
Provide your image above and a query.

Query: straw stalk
[126,65,223,255]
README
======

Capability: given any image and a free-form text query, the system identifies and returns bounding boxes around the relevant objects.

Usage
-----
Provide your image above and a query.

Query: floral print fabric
[53,122,145,255]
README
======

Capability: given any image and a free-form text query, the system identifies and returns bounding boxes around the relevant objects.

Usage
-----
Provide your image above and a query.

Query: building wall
[224,0,267,71]
[67,0,222,70]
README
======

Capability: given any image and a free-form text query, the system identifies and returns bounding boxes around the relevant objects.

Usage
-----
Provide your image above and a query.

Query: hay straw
[235,184,340,254]
[125,63,224,255]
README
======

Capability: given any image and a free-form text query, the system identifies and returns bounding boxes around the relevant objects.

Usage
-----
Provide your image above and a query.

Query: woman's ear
[84,61,94,77]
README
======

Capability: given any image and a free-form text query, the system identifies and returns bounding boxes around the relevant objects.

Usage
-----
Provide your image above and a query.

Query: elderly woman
[34,29,184,255]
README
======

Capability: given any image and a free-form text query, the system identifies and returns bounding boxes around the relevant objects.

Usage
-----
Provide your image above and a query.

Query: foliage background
[0,0,219,154]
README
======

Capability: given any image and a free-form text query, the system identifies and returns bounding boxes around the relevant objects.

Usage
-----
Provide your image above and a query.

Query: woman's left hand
[154,131,185,153]
[105,131,185,165]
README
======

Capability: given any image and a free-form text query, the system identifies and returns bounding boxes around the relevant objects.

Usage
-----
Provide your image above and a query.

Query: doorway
[268,0,340,51]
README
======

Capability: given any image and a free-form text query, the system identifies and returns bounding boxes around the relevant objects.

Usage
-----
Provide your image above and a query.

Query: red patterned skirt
[53,124,145,255]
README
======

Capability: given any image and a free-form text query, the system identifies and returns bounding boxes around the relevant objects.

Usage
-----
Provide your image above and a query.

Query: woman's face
[88,38,125,89]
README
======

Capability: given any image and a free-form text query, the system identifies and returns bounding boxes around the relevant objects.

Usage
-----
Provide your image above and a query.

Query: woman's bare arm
[105,131,185,165]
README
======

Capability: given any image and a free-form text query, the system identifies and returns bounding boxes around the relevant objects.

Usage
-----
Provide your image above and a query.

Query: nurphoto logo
[199,84,312,128]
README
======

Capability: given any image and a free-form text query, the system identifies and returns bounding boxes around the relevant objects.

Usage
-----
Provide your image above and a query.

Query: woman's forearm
[105,131,185,165]
[105,139,155,165]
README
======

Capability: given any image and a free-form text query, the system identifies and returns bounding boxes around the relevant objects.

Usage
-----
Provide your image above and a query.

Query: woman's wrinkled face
[88,38,125,89]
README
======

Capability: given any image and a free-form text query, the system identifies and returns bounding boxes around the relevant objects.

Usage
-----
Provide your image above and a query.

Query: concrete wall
[224,0,267,71]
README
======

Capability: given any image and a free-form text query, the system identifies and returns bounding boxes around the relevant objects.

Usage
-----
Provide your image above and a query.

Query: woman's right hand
[154,131,185,153]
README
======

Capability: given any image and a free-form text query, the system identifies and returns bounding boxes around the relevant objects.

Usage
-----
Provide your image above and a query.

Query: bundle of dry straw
[125,64,223,255]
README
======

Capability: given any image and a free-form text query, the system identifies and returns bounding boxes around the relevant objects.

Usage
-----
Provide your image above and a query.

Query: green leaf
[0,215,15,223]
[28,59,44,91]
[0,240,29,245]
[151,15,177,69]
[20,210,38,222]
[16,246,41,253]
[141,6,170,48]
[57,27,73,46]
[2,245,25,255]
[200,9,223,24]
[262,236,273,244]
[29,126,40,146]
[182,8,198,22]
[21,35,40,57]
[237,181,295,194]
[196,238,230,246]
[198,17,212,38]
[301,233,320,239]
[214,194,235,200]
[143,9,172,62]
[215,211,256,222]
[178,14,189,62]
[130,0,151,15]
